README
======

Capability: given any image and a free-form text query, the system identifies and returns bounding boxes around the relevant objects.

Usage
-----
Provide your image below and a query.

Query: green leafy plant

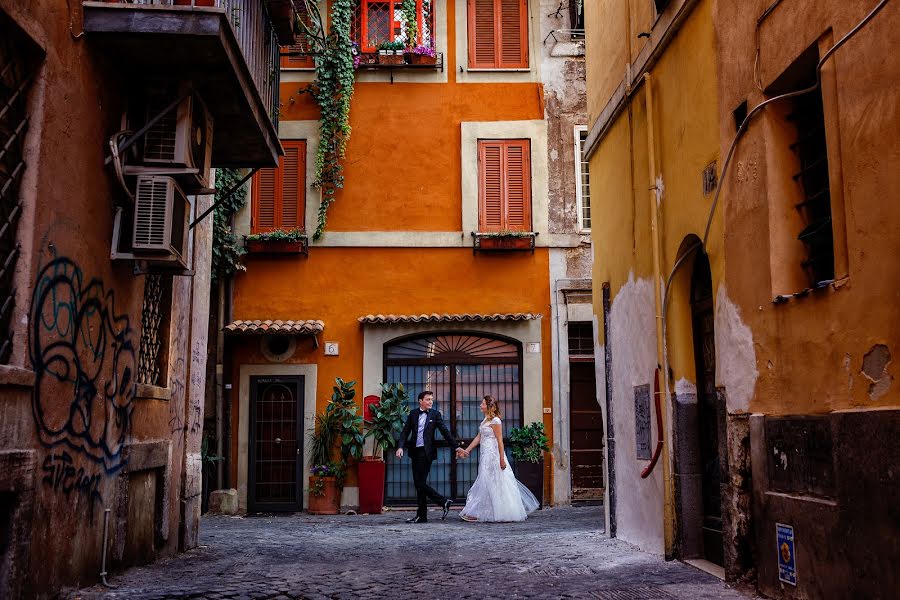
[400,0,418,49]
[475,230,536,238]
[508,422,550,463]
[326,378,365,465]
[293,0,357,240]
[308,410,339,468]
[376,40,406,52]
[364,383,411,458]
[244,228,306,243]
[211,168,248,282]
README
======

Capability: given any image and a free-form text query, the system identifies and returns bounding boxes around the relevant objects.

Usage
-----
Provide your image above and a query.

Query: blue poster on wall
[776,523,797,586]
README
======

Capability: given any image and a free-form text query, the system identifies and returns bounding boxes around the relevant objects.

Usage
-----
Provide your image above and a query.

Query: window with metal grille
[137,274,172,387]
[478,139,532,232]
[568,0,585,34]
[575,127,591,232]
[789,88,834,286]
[467,0,529,69]
[568,321,594,357]
[0,14,41,364]
[281,1,316,69]
[352,0,435,53]
[251,140,306,233]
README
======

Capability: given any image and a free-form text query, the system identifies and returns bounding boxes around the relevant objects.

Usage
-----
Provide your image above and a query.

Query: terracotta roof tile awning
[358,313,542,324]
[223,319,324,335]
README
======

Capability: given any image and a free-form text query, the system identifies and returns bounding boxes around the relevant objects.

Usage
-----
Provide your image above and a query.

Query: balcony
[82,0,296,167]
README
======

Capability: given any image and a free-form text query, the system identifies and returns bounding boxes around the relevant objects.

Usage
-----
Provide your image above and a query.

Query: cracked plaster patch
[861,344,892,400]
[714,285,758,413]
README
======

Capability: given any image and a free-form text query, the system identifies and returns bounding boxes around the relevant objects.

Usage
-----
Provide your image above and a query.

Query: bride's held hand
[500,459,507,470]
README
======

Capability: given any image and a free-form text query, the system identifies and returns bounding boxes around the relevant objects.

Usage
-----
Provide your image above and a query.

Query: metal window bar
[137,274,165,385]
[0,20,39,364]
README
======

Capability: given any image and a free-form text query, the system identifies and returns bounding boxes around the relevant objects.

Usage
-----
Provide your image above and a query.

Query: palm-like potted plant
[508,422,550,509]
[358,383,410,513]
[306,378,364,514]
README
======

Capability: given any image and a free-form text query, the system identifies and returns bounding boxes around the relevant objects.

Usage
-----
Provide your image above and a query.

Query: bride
[457,395,540,522]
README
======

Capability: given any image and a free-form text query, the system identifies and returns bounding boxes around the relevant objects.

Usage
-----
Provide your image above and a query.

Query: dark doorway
[691,253,726,566]
[249,376,304,512]
[568,322,604,502]
[383,333,524,504]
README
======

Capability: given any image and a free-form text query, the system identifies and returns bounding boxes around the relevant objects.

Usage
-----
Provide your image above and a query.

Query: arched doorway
[691,252,726,566]
[382,332,524,504]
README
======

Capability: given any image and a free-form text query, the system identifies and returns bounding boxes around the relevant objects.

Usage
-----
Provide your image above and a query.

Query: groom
[396,391,463,523]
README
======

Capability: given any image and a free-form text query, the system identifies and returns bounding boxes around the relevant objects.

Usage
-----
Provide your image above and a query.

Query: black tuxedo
[399,408,458,519]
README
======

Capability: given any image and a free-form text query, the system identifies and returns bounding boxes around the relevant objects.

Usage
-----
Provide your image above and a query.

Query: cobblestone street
[73,506,756,600]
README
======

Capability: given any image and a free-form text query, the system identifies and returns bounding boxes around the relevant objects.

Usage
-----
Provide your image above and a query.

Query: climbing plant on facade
[211,167,247,281]
[296,0,356,240]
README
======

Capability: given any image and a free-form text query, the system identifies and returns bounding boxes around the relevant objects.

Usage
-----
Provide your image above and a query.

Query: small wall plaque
[526,343,541,353]
[324,342,339,356]
[634,384,651,459]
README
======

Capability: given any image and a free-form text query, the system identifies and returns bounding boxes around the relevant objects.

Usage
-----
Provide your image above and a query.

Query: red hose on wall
[640,368,663,479]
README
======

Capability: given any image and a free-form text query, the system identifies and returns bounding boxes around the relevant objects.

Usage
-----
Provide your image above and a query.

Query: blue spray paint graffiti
[30,256,136,476]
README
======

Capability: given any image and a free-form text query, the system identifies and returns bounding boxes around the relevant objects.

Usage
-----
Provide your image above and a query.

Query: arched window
[383,333,524,504]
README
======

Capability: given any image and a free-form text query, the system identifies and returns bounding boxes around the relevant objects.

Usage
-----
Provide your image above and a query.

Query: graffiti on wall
[30,256,136,479]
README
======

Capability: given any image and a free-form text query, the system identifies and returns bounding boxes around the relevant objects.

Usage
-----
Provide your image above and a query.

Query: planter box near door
[307,476,340,514]
[515,461,544,509]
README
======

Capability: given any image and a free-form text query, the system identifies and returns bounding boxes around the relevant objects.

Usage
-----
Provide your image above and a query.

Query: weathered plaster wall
[0,1,213,595]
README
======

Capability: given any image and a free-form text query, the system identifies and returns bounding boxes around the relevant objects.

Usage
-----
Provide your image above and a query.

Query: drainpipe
[639,73,676,555]
[215,279,225,489]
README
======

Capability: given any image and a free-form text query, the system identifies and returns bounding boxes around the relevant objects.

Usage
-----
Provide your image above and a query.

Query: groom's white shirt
[415,411,427,447]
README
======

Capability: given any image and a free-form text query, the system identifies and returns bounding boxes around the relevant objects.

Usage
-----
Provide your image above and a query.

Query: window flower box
[245,229,308,255]
[378,49,405,65]
[472,231,537,253]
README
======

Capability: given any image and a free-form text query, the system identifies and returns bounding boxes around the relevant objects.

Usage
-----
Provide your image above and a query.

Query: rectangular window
[354,0,434,53]
[478,139,532,232]
[568,321,594,357]
[468,0,529,69]
[282,1,316,69]
[569,0,585,35]
[252,140,306,233]
[575,126,591,232]
[137,274,173,387]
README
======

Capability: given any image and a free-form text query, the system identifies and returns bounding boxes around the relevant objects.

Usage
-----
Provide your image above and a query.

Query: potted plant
[307,461,344,515]
[359,383,410,514]
[508,422,550,509]
[409,44,436,65]
[377,40,406,65]
[244,228,308,254]
[472,230,538,252]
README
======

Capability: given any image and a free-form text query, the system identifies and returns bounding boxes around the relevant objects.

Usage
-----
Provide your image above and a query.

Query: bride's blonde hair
[483,395,502,419]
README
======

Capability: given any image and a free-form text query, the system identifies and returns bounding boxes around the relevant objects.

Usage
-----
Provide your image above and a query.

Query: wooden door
[249,376,304,512]
[569,361,604,501]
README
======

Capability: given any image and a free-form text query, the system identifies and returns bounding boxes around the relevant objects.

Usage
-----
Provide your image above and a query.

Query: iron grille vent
[0,16,41,363]
[134,176,171,249]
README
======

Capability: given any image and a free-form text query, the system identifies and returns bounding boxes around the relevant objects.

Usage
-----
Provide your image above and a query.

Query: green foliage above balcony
[211,168,247,282]
[295,0,356,241]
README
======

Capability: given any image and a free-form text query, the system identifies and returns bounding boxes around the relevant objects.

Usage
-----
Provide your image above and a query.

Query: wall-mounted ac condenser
[141,84,214,190]
[132,175,192,269]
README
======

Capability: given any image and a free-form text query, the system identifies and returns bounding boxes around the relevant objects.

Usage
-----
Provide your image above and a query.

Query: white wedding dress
[459,417,540,522]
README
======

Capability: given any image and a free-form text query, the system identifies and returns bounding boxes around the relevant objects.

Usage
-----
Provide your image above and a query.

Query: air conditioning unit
[140,84,214,190]
[132,175,192,269]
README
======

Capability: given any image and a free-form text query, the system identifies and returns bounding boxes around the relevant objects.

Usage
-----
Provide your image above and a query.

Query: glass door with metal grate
[383,333,523,504]
[249,376,304,512]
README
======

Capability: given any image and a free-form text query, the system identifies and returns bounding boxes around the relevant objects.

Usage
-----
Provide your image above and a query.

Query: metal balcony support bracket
[188,167,259,229]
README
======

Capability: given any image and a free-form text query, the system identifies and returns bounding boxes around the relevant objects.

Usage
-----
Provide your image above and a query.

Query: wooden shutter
[478,140,531,232]
[252,140,306,233]
[468,0,528,69]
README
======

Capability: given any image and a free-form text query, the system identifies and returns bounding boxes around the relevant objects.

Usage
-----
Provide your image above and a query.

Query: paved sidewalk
[72,505,757,600]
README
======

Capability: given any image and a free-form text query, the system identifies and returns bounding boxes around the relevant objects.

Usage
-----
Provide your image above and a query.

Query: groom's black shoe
[441,499,452,520]
[406,516,427,523]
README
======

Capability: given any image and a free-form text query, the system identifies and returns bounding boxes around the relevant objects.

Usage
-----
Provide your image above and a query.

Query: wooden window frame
[251,140,306,234]
[477,139,532,232]
[467,0,529,69]
[359,0,427,53]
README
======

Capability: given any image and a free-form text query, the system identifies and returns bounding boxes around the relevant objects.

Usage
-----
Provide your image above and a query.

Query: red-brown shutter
[252,140,306,233]
[280,141,305,229]
[253,168,277,232]
[499,0,527,68]
[478,140,531,232]
[479,142,504,231]
[468,0,527,69]
[504,141,530,230]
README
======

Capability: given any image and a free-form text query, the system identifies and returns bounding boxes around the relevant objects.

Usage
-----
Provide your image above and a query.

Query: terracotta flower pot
[358,457,386,514]
[410,54,436,65]
[307,476,340,514]
[246,239,306,254]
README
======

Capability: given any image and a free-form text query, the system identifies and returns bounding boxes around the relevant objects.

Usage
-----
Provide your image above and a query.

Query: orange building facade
[223,0,591,512]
